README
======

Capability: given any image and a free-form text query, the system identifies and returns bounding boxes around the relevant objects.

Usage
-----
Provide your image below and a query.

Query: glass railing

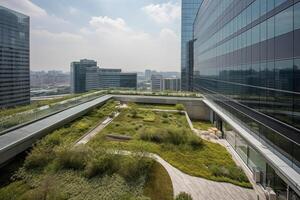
[0,91,105,134]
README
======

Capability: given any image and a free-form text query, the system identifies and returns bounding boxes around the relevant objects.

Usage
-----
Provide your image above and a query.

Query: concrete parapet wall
[112,95,211,121]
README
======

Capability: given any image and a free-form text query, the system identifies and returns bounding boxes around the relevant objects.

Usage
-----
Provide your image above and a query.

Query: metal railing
[0,91,105,134]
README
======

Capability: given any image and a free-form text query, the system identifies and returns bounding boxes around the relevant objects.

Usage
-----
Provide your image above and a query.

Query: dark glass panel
[275,59,293,91]
[295,2,300,30]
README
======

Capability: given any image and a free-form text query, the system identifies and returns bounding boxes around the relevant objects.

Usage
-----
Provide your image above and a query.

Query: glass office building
[0,6,30,108]
[71,59,137,93]
[193,0,300,199]
[181,0,203,91]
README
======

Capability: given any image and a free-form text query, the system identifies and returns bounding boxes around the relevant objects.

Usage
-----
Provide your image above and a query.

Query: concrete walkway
[75,112,119,146]
[112,150,257,200]
[154,154,257,200]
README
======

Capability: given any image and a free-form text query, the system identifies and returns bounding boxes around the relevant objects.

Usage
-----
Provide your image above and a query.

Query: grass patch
[192,120,213,131]
[144,162,173,200]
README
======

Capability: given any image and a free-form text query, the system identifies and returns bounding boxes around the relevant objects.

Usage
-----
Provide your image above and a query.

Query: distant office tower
[145,69,152,81]
[151,74,163,91]
[97,68,137,89]
[0,6,30,108]
[181,0,202,91]
[70,59,97,93]
[163,78,181,91]
[71,59,137,93]
[193,1,300,198]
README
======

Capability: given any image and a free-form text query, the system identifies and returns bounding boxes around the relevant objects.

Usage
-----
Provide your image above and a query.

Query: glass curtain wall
[193,0,300,172]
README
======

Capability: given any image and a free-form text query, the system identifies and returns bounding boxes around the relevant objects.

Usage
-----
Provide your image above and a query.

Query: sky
[0,0,181,72]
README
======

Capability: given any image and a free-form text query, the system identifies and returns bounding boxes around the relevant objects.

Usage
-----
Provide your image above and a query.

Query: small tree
[175,104,185,111]
[175,192,193,200]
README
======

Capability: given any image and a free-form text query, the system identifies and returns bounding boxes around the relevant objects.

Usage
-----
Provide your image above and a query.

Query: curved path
[153,154,257,200]
[114,150,257,200]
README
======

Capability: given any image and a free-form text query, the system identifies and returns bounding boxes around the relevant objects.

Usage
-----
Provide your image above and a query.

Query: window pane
[252,25,260,44]
[260,0,267,16]
[275,0,285,7]
[295,2,300,30]
[267,0,274,12]
[267,16,275,39]
[275,6,293,37]
[260,21,267,42]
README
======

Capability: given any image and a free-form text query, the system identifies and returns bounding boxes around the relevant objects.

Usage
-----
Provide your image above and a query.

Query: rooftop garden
[88,103,252,188]
[0,100,252,200]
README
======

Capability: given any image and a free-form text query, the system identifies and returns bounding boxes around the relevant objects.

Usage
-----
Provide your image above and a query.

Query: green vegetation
[89,104,251,188]
[192,120,213,131]
[0,100,174,200]
[175,104,185,111]
[144,162,173,200]
[0,94,82,119]
[175,192,193,200]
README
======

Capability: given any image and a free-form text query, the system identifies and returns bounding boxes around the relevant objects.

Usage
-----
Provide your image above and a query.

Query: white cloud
[0,0,46,17]
[0,0,71,32]
[89,16,130,32]
[30,16,180,72]
[68,7,79,15]
[142,2,180,24]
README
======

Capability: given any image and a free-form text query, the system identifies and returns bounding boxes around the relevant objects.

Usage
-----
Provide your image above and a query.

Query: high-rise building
[71,59,137,93]
[151,74,163,91]
[145,69,152,81]
[71,59,97,93]
[163,78,181,91]
[192,0,300,198]
[0,6,30,108]
[181,0,203,91]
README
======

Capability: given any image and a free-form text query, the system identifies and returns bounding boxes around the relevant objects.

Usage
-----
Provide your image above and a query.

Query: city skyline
[0,0,181,72]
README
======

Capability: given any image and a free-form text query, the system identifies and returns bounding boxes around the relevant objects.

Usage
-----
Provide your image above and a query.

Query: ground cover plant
[89,103,252,188]
[192,120,213,131]
[0,100,173,200]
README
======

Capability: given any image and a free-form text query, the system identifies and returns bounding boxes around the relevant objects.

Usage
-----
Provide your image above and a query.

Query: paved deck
[112,149,257,200]
[154,154,257,200]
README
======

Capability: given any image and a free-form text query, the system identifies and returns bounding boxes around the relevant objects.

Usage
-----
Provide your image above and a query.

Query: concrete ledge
[112,95,210,120]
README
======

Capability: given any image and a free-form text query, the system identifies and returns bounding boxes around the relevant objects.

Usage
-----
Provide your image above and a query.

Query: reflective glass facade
[193,0,300,198]
[181,0,202,91]
[0,6,30,108]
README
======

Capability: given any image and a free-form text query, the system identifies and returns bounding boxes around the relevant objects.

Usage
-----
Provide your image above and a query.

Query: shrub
[84,151,118,178]
[140,127,203,148]
[175,192,193,200]
[162,112,168,118]
[0,181,29,200]
[175,104,185,111]
[20,177,68,200]
[140,127,168,143]
[210,165,229,177]
[187,134,203,149]
[166,128,187,145]
[55,146,87,170]
[24,146,54,170]
[117,156,154,182]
